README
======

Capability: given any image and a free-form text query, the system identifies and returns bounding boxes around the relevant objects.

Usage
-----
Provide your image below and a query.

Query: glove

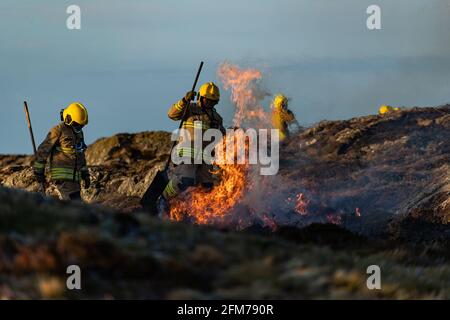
[81,170,90,189]
[34,169,46,184]
[184,91,196,102]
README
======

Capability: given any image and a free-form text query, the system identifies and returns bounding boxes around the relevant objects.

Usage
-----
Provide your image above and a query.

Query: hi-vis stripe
[50,167,81,181]
[176,147,212,161]
[163,180,178,198]
[56,146,76,155]
[177,147,201,158]
[34,162,45,170]
[182,121,210,130]
[174,102,185,111]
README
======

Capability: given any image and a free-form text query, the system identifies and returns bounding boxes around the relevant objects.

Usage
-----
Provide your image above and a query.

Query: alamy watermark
[366,265,381,290]
[66,5,81,30]
[171,124,280,176]
[65,4,382,31]
[66,265,81,290]
[367,5,382,30]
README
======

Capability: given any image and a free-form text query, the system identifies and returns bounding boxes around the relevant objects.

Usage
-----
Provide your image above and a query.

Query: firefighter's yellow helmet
[379,105,400,115]
[63,102,88,126]
[198,82,220,101]
[273,94,289,110]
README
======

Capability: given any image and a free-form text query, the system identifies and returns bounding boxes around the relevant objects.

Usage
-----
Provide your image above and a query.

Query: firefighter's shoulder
[48,123,65,136]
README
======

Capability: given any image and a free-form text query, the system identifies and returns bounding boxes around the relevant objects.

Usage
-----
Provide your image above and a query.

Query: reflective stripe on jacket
[168,98,225,161]
[33,123,87,182]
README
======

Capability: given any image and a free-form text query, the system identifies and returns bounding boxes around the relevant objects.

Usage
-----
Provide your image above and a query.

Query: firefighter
[33,102,90,200]
[159,82,225,212]
[271,94,300,141]
[379,105,400,115]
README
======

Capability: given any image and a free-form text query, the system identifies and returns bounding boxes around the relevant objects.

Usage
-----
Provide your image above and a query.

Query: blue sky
[1,0,450,153]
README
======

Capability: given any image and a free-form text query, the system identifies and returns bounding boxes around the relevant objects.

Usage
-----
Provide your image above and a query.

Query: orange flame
[169,66,264,225]
[168,62,308,230]
[169,130,250,226]
[217,62,270,128]
[295,193,309,216]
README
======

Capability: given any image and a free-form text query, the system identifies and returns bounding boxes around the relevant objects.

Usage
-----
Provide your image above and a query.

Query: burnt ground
[0,106,449,299]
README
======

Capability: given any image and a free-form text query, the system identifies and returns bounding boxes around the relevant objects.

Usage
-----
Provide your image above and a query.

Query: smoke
[217,62,271,128]
[216,61,315,230]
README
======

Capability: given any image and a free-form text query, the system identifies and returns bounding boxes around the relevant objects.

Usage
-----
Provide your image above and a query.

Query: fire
[169,131,250,226]
[169,62,264,227]
[326,214,342,225]
[261,214,278,232]
[285,192,309,216]
[295,193,309,216]
[217,62,270,128]
[168,62,309,230]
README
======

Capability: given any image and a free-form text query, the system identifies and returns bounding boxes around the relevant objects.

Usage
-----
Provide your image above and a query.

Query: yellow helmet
[62,102,88,126]
[379,105,400,115]
[273,94,289,110]
[198,82,220,101]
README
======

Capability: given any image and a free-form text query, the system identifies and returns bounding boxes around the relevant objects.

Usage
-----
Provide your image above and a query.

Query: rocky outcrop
[1,106,450,299]
[281,106,450,237]
[1,107,449,239]
[0,131,171,212]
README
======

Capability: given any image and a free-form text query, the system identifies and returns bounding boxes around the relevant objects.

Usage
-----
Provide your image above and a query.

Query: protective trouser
[162,163,214,200]
[54,181,81,201]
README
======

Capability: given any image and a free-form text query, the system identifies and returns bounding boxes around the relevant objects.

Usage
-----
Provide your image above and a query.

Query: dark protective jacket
[33,123,88,182]
[168,98,225,161]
